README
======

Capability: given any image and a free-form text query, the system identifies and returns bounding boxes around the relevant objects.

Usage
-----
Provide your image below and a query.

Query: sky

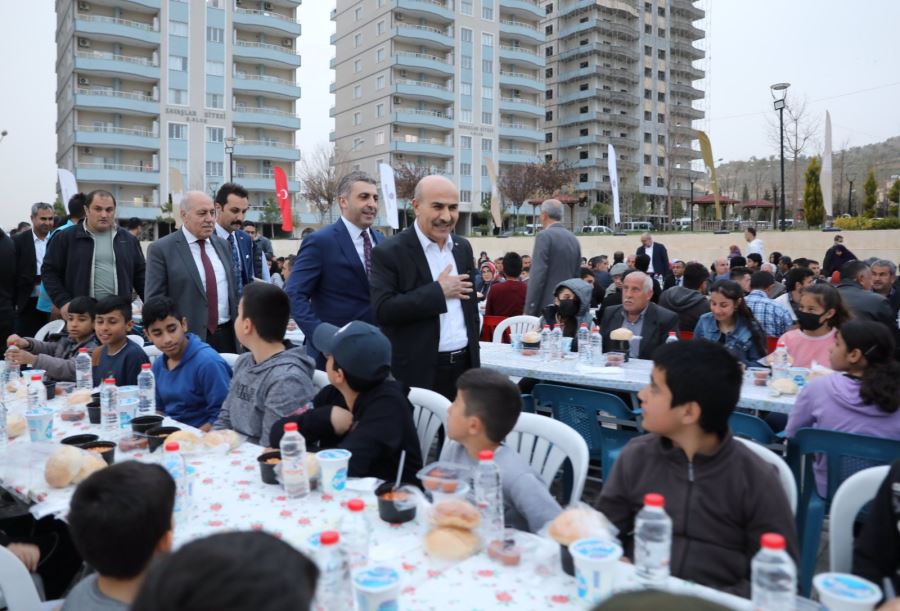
[1,0,898,229]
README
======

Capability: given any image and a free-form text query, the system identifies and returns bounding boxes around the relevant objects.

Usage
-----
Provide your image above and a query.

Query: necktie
[228,233,244,297]
[198,239,219,336]
[360,230,373,277]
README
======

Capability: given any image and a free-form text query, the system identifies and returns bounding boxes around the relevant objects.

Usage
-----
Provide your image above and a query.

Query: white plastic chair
[735,437,797,515]
[312,369,329,391]
[502,411,590,504]
[828,465,890,574]
[491,315,541,344]
[127,334,145,347]
[33,320,64,341]
[0,544,43,611]
[219,353,240,370]
[408,386,449,460]
[142,344,162,364]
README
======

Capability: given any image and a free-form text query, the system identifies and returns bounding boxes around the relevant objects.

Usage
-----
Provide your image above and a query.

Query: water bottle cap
[760,533,786,550]
[31,374,41,381]
[141,363,151,370]
[78,348,88,353]
[543,324,550,329]
[580,322,588,328]
[777,338,786,347]
[668,331,676,337]
[284,422,298,432]
[347,499,365,512]
[104,378,116,384]
[644,493,665,508]
[164,441,180,452]
[320,530,339,546]
[478,449,494,461]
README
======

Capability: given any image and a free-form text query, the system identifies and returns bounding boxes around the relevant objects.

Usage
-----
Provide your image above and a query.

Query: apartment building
[55,0,302,235]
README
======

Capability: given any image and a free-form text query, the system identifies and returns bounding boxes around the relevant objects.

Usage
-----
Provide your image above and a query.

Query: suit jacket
[12,230,39,311]
[600,302,679,360]
[286,219,385,364]
[836,280,894,326]
[370,226,480,391]
[221,228,262,287]
[636,242,670,276]
[524,223,582,316]
[144,230,237,338]
[0,231,15,319]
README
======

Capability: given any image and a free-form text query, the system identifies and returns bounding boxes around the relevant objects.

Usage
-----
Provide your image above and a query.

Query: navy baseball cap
[312,321,392,381]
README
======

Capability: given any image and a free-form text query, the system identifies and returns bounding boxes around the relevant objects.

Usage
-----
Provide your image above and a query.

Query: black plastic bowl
[81,441,116,465]
[60,434,99,447]
[87,404,101,425]
[258,451,281,485]
[131,415,164,435]
[146,426,180,453]
[375,481,416,524]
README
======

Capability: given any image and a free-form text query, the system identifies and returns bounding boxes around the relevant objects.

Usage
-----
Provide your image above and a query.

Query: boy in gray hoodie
[214,283,316,447]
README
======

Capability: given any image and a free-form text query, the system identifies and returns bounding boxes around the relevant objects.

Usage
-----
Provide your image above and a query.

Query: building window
[658,156,666,165]
[481,111,492,124]
[376,47,385,62]
[545,24,553,35]
[546,3,553,14]
[482,139,492,151]
[461,55,472,69]
[460,109,473,123]
[354,33,362,48]
[168,55,187,71]
[644,24,652,34]
[481,164,488,177]
[377,20,385,35]
[658,91,666,102]
[353,112,361,126]
[579,151,588,160]
[354,59,362,73]
[644,88,652,99]
[658,70,665,81]
[481,86,492,100]
[460,190,471,202]
[658,6,665,16]
[644,45,652,56]
[658,49,666,60]
[168,123,187,139]
[205,161,223,177]
[375,131,385,145]
[657,113,665,123]
[461,28,472,43]
[206,127,224,142]
[354,6,362,20]
[460,82,472,95]
[206,60,224,76]
[658,28,666,38]
[169,20,188,37]
[545,132,553,143]
[545,45,553,56]
[545,110,553,121]
[206,26,224,43]
[579,173,588,183]
[645,67,652,77]
[376,75,385,89]
[482,33,493,47]
[352,137,364,151]
[658,134,666,144]
[644,132,651,143]
[170,157,188,180]
[167,88,188,105]
[644,176,652,186]
[353,85,362,98]
[375,103,384,118]
[482,6,493,19]
[205,93,224,109]
[644,110,652,121]
[460,163,471,176]
[580,128,588,136]
[545,67,553,78]
[482,60,492,73]
[644,154,651,164]
[461,0,472,15]
[460,135,472,149]
[545,89,553,99]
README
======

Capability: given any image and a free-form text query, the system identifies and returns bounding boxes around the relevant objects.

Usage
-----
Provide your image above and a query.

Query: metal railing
[76,13,155,30]
[76,124,155,136]
[499,19,540,31]
[396,79,451,91]
[234,40,300,56]
[76,162,158,172]
[395,108,451,119]
[233,139,300,150]
[76,87,156,102]
[76,50,156,65]
[394,51,451,64]
[499,44,539,56]
[233,106,299,118]
[233,72,298,86]
[234,7,299,23]
[397,23,450,35]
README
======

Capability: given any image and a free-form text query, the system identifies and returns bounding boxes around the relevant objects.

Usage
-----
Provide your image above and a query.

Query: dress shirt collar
[340,215,370,240]
[747,289,768,300]
[414,219,452,253]
[214,223,232,241]
[32,230,47,244]
[182,225,204,245]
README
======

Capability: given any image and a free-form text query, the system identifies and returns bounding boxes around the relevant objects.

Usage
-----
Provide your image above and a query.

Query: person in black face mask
[778,283,851,368]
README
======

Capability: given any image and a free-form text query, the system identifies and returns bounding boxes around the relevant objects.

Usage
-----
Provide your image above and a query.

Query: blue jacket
[226,229,262,290]
[152,333,232,428]
[693,312,765,367]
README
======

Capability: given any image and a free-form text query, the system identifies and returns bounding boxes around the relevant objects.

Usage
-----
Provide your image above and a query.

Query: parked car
[581,225,613,234]
[622,221,653,232]
[672,218,693,231]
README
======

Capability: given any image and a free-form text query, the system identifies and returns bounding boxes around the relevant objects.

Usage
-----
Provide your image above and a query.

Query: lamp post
[847,173,856,217]
[689,175,695,233]
[224,136,236,182]
[770,82,790,231]
[0,130,7,144]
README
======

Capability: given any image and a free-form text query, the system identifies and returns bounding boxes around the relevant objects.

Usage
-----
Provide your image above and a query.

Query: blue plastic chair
[786,428,900,596]
[520,394,535,414]
[532,384,642,482]
[729,412,785,451]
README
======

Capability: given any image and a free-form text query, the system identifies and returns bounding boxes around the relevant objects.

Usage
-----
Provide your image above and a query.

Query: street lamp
[847,173,856,217]
[770,82,790,231]
[0,130,7,144]
[224,136,236,182]
[689,175,695,232]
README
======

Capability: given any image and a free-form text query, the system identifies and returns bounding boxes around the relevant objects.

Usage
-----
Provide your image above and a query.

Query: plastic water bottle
[279,422,309,498]
[4,358,20,389]
[751,533,797,611]
[590,326,603,362]
[551,323,563,360]
[634,493,672,586]
[162,441,191,520]
[315,531,353,611]
[0,398,8,449]
[577,323,592,363]
[27,374,47,412]
[540,324,552,362]
[771,339,790,380]
[75,348,92,391]
[339,498,370,571]
[100,378,118,433]
[137,364,156,415]
[473,449,505,545]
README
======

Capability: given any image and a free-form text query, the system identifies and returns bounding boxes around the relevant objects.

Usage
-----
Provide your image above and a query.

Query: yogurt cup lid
[569,538,623,561]
[353,566,400,591]
[25,408,54,416]
[814,573,882,602]
[317,448,352,461]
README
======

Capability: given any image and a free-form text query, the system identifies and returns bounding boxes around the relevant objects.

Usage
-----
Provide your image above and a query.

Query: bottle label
[331,467,347,491]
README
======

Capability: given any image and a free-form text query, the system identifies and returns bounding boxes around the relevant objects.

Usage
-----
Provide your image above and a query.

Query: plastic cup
[569,538,623,605]
[118,398,138,429]
[316,448,352,494]
[788,367,811,388]
[560,337,573,354]
[25,409,54,442]
[353,566,400,611]
[813,573,882,611]
[511,332,523,350]
[748,367,770,386]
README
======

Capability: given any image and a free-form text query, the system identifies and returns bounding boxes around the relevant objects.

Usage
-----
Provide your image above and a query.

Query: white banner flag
[821,111,833,217]
[608,144,620,225]
[57,168,78,209]
[379,162,400,230]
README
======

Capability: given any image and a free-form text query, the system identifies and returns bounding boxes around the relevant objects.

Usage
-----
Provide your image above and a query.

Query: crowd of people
[1,171,899,609]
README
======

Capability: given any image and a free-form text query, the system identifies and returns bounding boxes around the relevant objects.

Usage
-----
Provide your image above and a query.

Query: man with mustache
[214,183,263,298]
[145,191,238,353]
[599,271,679,360]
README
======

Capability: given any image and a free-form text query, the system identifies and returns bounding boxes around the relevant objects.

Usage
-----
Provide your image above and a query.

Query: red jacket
[485,280,527,317]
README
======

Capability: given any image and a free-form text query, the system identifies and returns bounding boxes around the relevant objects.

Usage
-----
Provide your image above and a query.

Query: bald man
[524,199,581,316]
[370,175,480,399]
[145,191,238,352]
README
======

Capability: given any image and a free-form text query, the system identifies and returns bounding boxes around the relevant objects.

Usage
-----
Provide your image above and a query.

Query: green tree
[589,202,610,225]
[53,196,66,218]
[741,183,750,202]
[862,168,878,218]
[889,179,900,205]
[260,197,281,225]
[802,157,825,226]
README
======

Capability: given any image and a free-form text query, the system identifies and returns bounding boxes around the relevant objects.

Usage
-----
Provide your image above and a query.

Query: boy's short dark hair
[68,462,175,579]
[730,256,747,268]
[747,253,763,266]
[633,254,651,272]
[729,266,751,281]
[240,282,289,342]
[745,227,757,237]
[132,531,319,611]
[651,340,742,439]
[94,295,132,321]
[750,271,776,290]
[579,267,595,281]
[792,257,809,268]
[682,262,710,291]
[456,368,522,443]
[142,296,184,329]
[784,267,814,292]
[502,251,523,278]
[68,193,86,219]
[778,256,792,267]
[67,296,97,319]
[126,217,143,231]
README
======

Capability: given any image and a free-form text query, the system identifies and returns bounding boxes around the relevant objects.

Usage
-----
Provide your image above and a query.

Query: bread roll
[306,452,320,479]
[549,507,599,545]
[431,499,481,530]
[770,378,799,395]
[72,453,107,484]
[424,527,480,561]
[67,389,92,406]
[203,430,241,451]
[522,331,541,344]
[166,430,202,452]
[609,328,634,341]
[45,446,84,488]
[7,413,26,439]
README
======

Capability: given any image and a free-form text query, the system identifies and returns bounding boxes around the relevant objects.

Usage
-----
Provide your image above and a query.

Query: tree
[299,144,350,225]
[53,196,66,218]
[589,201,610,225]
[741,183,750,202]
[862,169,878,218]
[802,157,825,226]
[763,188,772,202]
[393,163,431,228]
[532,160,577,228]
[498,163,540,227]
[888,178,900,205]
[768,93,819,217]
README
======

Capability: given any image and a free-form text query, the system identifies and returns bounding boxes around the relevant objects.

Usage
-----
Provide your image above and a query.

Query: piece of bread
[424,527,481,561]
[7,413,26,439]
[67,389,92,406]
[72,453,107,484]
[45,446,84,488]
[770,378,799,395]
[522,331,541,344]
[166,430,202,452]
[609,328,634,342]
[306,452,320,479]
[203,430,241,451]
[549,507,599,545]
[431,499,481,530]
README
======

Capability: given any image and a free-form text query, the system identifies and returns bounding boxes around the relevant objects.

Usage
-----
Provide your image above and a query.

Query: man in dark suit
[0,227,15,348]
[145,191,238,353]
[213,182,262,298]
[13,203,55,337]
[286,171,385,367]
[370,175,480,400]
[636,232,670,278]
[836,260,894,326]
[524,199,581,316]
[601,271,679,359]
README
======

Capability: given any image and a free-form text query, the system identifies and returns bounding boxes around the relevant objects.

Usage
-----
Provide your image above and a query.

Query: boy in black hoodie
[269,321,423,484]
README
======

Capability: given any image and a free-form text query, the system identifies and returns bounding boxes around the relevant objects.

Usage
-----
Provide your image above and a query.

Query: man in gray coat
[524,199,581,316]
[145,191,239,353]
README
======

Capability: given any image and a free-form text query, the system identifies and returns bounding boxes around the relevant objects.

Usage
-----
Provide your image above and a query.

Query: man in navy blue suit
[214,182,263,298]
[285,171,384,368]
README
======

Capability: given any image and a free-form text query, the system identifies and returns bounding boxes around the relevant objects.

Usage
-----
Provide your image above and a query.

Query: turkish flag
[273,166,292,232]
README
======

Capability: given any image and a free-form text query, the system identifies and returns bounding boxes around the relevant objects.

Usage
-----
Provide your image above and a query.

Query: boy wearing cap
[268,321,423,483]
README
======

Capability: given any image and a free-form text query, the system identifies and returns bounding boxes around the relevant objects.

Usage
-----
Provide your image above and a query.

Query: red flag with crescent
[273,166,292,232]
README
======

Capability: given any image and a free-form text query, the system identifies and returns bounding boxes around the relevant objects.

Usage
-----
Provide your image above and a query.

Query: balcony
[498,45,544,68]
[558,88,596,105]
[559,87,639,108]
[393,24,454,49]
[393,109,453,129]
[393,0,454,22]
[560,19,638,41]
[559,42,638,63]
[118,0,160,9]
[393,80,454,103]
[390,137,454,157]
[233,171,300,193]
[75,162,160,185]
[671,0,705,21]
[670,81,704,99]
[669,124,696,140]
[232,72,300,99]
[498,70,543,93]
[74,88,159,115]
[498,148,541,164]
[671,103,704,120]
[232,139,301,161]
[233,40,301,69]
[233,8,301,37]
[392,51,454,76]
[559,135,637,149]
[608,113,639,128]
[74,124,159,150]
[559,111,601,127]
[499,20,543,45]
[499,122,543,142]
[499,0,544,20]
[558,64,639,86]
[75,50,159,81]
[232,106,301,130]
[74,15,159,47]
[498,97,544,118]
[670,14,704,40]
[670,39,704,61]
[671,62,704,81]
